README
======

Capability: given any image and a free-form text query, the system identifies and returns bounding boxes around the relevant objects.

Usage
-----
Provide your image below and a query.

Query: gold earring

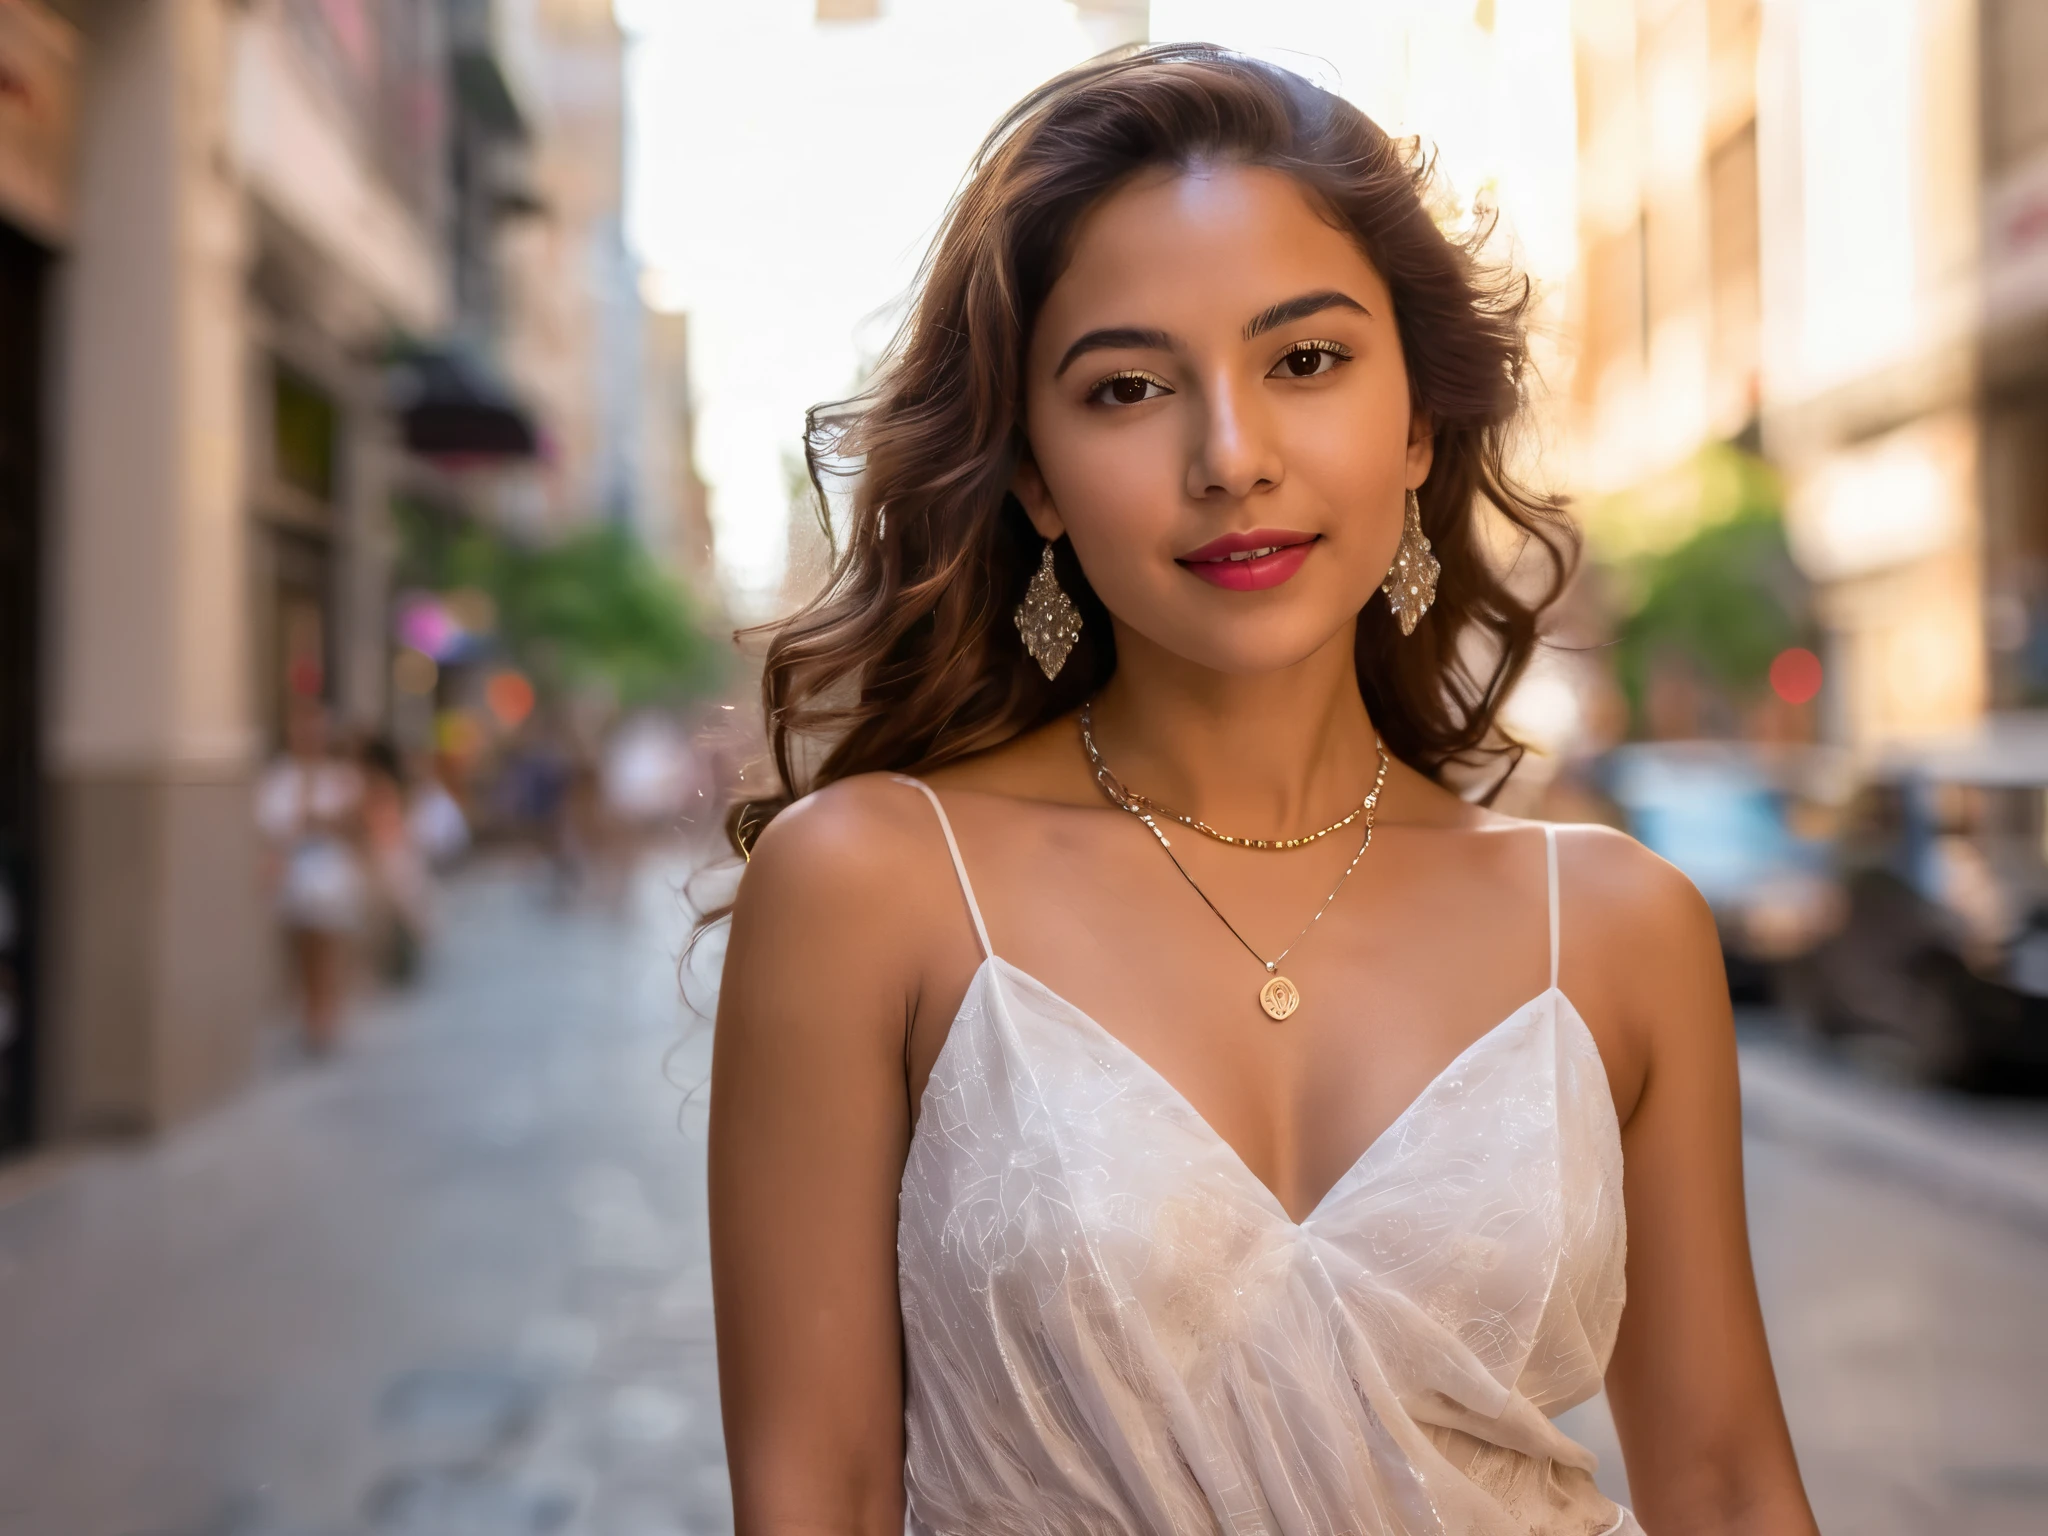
[1014,539,1082,681]
[1382,489,1439,636]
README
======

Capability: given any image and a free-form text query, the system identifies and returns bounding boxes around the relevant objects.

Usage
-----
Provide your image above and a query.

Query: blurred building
[0,0,711,1158]
[19,0,467,1145]
[459,0,715,587]
[1574,0,2048,751]
[0,0,74,1153]
[0,0,552,1154]
[641,308,717,595]
[492,0,631,529]
[1574,0,1763,502]
[1755,0,1989,748]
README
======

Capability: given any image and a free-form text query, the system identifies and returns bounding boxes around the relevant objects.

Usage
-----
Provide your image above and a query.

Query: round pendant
[1258,974,1301,1021]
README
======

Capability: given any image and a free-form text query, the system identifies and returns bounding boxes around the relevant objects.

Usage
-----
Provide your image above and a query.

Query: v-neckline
[923,954,1582,1229]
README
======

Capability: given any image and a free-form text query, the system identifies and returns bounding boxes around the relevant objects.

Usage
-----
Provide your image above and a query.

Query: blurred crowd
[255,701,469,1055]
[252,695,715,1056]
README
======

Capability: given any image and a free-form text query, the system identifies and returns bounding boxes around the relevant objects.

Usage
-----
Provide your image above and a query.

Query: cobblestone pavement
[2,856,2046,1535]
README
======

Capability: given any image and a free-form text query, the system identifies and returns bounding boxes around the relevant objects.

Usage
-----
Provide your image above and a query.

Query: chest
[901,967,1627,1368]
[911,825,1565,1217]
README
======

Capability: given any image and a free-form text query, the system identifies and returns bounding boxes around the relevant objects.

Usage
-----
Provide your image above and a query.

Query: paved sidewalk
[0,855,729,1536]
[1737,1024,2048,1239]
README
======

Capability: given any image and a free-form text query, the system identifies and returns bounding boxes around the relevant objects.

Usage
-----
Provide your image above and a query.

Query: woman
[710,46,1816,1536]
[358,737,438,985]
[256,698,366,1055]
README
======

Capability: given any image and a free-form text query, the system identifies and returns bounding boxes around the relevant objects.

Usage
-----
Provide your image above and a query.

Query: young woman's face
[1016,162,1432,676]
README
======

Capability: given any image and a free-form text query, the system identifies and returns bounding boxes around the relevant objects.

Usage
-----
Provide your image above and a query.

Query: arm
[709,782,940,1535]
[1583,834,1819,1534]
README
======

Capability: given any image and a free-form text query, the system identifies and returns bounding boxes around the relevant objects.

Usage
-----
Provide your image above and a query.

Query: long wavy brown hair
[727,44,1574,857]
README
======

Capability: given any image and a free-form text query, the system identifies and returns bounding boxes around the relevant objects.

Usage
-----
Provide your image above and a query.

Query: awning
[386,346,538,460]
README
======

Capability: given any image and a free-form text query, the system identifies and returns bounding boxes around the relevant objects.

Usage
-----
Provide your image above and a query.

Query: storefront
[0,0,74,1153]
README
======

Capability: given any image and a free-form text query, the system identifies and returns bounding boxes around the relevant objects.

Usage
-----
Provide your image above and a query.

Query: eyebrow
[1243,289,1369,339]
[1050,290,1371,379]
[1053,325,1178,378]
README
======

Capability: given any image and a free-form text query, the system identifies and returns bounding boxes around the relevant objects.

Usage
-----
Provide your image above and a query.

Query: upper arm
[709,780,941,1536]
[1572,829,1818,1534]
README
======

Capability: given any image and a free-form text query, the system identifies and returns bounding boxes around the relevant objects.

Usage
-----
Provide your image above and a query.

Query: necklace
[1080,704,1391,1020]
[1079,703,1370,849]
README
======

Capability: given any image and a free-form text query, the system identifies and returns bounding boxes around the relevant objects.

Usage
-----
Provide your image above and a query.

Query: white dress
[895,781,1640,1536]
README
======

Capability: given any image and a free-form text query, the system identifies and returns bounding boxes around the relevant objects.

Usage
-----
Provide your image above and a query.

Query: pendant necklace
[1079,702,1390,1020]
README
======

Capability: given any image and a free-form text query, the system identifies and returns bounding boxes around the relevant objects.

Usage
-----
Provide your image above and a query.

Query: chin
[1143,609,1361,678]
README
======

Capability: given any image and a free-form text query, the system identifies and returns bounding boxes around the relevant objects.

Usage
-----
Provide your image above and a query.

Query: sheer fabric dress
[893,780,1640,1536]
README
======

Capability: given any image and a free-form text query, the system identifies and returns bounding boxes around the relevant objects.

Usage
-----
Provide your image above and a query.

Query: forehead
[1037,163,1389,338]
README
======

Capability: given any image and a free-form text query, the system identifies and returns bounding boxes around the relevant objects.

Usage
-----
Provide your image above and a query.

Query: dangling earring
[1382,488,1439,637]
[1014,539,1082,680]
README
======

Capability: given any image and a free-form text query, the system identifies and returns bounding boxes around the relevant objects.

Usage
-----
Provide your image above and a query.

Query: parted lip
[1176,528,1320,564]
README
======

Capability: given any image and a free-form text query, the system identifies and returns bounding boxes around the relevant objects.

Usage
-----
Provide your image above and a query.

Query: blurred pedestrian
[407,755,472,870]
[256,699,365,1055]
[358,738,436,985]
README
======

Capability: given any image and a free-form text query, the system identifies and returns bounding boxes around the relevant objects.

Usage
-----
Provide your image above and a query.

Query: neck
[1087,620,1380,835]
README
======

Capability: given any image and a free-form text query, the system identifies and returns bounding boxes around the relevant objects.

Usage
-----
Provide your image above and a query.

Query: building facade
[0,0,74,1152]
[1753,0,1986,747]
[1573,0,2048,751]
[1574,0,1763,503]
[2,0,554,1150]
[1,0,707,1154]
[27,0,464,1142]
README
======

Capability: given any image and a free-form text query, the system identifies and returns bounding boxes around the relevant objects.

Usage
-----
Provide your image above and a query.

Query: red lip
[1177,528,1320,592]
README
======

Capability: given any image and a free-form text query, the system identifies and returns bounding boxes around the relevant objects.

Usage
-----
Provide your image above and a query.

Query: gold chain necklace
[1080,702,1369,849]
[1080,704,1390,1020]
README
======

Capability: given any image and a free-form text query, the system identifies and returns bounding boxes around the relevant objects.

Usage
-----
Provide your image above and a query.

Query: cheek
[1283,395,1413,570]
[1030,413,1185,569]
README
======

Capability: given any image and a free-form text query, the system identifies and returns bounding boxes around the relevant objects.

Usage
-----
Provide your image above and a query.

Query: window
[273,365,338,505]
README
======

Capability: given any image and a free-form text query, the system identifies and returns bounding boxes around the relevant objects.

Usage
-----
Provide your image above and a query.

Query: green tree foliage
[394,500,723,707]
[1601,446,1811,734]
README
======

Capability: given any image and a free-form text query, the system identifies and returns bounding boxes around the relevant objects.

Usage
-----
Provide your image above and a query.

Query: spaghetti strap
[1543,823,1560,991]
[893,776,993,960]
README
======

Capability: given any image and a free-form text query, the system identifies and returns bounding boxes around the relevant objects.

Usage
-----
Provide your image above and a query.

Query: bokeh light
[1769,647,1823,705]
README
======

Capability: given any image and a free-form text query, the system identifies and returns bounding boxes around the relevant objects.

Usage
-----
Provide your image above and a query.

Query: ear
[1012,453,1067,542]
[1404,407,1436,490]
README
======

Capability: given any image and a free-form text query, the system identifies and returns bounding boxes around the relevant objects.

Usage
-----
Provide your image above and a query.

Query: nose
[1185,372,1283,502]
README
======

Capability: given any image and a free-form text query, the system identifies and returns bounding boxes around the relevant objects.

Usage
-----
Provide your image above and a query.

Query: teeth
[1227,546,1280,561]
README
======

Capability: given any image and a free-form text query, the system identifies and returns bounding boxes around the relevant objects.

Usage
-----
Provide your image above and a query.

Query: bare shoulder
[716,772,984,1095]
[1549,823,1728,1114]
[735,772,953,935]
[1553,822,1715,948]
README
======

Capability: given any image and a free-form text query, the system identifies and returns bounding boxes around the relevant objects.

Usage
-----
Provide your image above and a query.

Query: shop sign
[0,0,76,244]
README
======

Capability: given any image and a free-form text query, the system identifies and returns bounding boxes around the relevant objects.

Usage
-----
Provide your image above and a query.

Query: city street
[2,855,2046,1536]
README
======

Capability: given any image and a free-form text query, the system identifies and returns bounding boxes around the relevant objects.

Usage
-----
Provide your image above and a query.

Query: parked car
[1775,714,2048,1084]
[1601,741,1846,1004]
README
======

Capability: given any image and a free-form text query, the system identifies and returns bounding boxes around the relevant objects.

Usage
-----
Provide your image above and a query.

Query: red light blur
[485,670,536,728]
[1770,647,1823,705]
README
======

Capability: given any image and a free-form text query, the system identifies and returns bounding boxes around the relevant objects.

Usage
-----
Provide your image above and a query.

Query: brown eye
[1089,371,1170,406]
[1268,342,1350,381]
